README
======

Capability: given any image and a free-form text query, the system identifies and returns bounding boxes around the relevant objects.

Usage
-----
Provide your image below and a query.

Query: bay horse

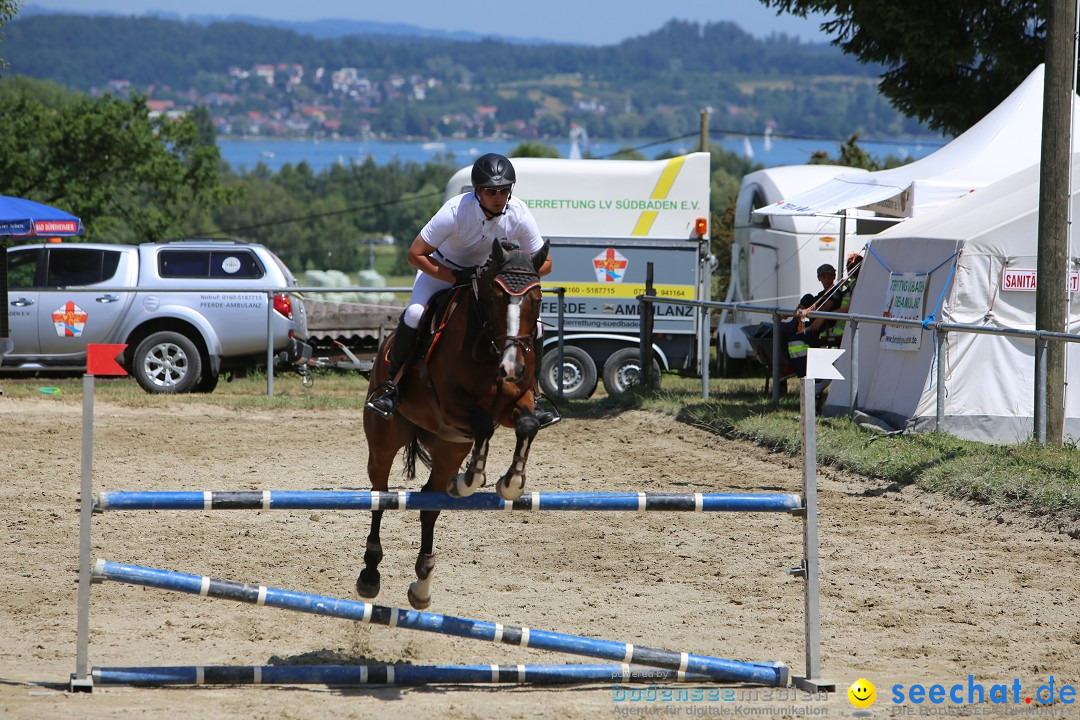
[359,238,549,609]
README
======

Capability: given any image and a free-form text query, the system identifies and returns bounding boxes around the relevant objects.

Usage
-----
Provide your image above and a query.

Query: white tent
[756,64,1080,220]
[822,158,1080,444]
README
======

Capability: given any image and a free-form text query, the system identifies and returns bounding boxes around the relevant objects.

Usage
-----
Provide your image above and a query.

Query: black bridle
[472,261,542,362]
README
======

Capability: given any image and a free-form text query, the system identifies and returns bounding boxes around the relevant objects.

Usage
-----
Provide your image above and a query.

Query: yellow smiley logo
[848,678,877,708]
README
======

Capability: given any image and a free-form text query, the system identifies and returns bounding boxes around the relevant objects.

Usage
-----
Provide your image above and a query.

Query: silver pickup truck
[3,239,311,393]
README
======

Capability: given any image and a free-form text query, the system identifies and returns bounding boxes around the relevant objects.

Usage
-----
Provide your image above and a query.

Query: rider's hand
[452,267,477,285]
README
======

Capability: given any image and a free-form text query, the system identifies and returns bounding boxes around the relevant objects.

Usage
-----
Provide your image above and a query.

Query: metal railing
[639,295,1080,444]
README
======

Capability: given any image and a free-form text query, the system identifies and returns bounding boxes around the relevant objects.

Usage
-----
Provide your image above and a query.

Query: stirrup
[534,402,560,429]
[365,382,399,418]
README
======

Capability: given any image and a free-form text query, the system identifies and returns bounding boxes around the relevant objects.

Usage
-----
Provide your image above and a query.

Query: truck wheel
[539,345,597,400]
[192,371,220,393]
[132,331,203,394]
[601,347,661,396]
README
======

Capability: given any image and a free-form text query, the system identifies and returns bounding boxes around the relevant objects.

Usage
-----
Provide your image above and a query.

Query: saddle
[375,286,469,376]
[419,285,470,365]
[398,285,477,442]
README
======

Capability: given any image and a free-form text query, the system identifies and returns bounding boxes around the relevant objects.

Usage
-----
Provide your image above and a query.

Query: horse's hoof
[407,585,432,610]
[496,475,525,501]
[446,474,463,498]
[355,571,380,599]
[448,472,482,498]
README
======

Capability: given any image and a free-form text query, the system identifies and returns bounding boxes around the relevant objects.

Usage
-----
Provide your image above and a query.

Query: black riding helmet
[471,153,516,188]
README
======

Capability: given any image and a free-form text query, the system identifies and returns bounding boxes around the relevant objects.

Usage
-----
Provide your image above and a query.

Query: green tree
[806,133,912,170]
[758,0,1047,135]
[188,104,217,148]
[608,146,648,161]
[509,141,561,158]
[193,157,454,275]
[536,113,566,139]
[0,79,230,242]
[808,133,881,170]
[0,0,20,70]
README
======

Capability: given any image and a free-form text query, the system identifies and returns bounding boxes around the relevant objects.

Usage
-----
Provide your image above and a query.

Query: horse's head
[477,238,549,384]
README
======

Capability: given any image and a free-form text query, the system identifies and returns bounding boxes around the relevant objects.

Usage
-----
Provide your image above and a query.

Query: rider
[365,152,556,424]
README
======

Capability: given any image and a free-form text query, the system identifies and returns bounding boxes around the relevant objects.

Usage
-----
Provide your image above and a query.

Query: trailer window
[736,183,771,229]
[749,188,770,227]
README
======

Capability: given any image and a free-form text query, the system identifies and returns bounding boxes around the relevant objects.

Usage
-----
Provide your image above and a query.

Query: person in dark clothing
[781,263,844,378]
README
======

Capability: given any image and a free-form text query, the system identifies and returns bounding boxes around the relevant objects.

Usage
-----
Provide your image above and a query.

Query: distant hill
[19,4,561,45]
[2,12,928,142]
[5,12,869,89]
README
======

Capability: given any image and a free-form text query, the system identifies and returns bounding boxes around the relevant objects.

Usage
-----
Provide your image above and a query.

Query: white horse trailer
[719,164,866,373]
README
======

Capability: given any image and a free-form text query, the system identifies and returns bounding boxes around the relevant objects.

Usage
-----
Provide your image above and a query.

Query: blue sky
[23,0,833,45]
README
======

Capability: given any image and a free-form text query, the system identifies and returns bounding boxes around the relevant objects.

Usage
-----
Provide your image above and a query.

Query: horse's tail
[403,435,432,479]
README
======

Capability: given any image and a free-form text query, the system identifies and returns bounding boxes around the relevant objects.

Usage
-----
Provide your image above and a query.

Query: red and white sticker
[52,301,88,337]
[592,248,628,283]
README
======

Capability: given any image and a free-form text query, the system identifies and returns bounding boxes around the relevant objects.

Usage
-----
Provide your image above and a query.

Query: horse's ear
[491,238,506,265]
[532,239,550,272]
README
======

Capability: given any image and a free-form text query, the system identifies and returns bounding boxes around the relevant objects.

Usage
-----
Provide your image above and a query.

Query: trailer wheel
[539,345,597,399]
[719,336,746,378]
[601,347,661,396]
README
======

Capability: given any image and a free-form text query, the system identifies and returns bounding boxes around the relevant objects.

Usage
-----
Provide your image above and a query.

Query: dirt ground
[1,397,1078,719]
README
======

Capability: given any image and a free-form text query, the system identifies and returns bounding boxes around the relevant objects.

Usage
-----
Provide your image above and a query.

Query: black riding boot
[532,340,560,428]
[365,320,418,417]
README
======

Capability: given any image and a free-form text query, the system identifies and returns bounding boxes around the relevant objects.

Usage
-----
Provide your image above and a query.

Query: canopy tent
[822,158,1080,444]
[0,196,84,238]
[0,196,84,350]
[755,64,1080,220]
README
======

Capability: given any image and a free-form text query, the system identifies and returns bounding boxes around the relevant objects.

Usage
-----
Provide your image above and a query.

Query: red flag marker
[87,344,128,376]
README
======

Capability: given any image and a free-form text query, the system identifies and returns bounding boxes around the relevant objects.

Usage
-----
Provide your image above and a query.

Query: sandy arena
[1,397,1077,719]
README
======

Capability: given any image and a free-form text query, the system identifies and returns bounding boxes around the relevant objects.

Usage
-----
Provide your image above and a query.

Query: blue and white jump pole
[92,560,789,687]
[92,663,709,687]
[95,490,802,513]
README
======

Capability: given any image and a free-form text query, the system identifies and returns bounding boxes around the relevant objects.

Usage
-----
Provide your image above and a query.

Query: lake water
[217,135,943,173]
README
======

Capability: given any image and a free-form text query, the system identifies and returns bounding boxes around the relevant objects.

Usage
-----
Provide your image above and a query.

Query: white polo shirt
[420,192,544,269]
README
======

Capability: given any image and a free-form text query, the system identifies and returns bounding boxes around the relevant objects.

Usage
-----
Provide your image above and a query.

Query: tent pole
[935,328,946,430]
[1037,336,1049,444]
[848,319,859,418]
[0,235,8,395]
[837,211,847,273]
